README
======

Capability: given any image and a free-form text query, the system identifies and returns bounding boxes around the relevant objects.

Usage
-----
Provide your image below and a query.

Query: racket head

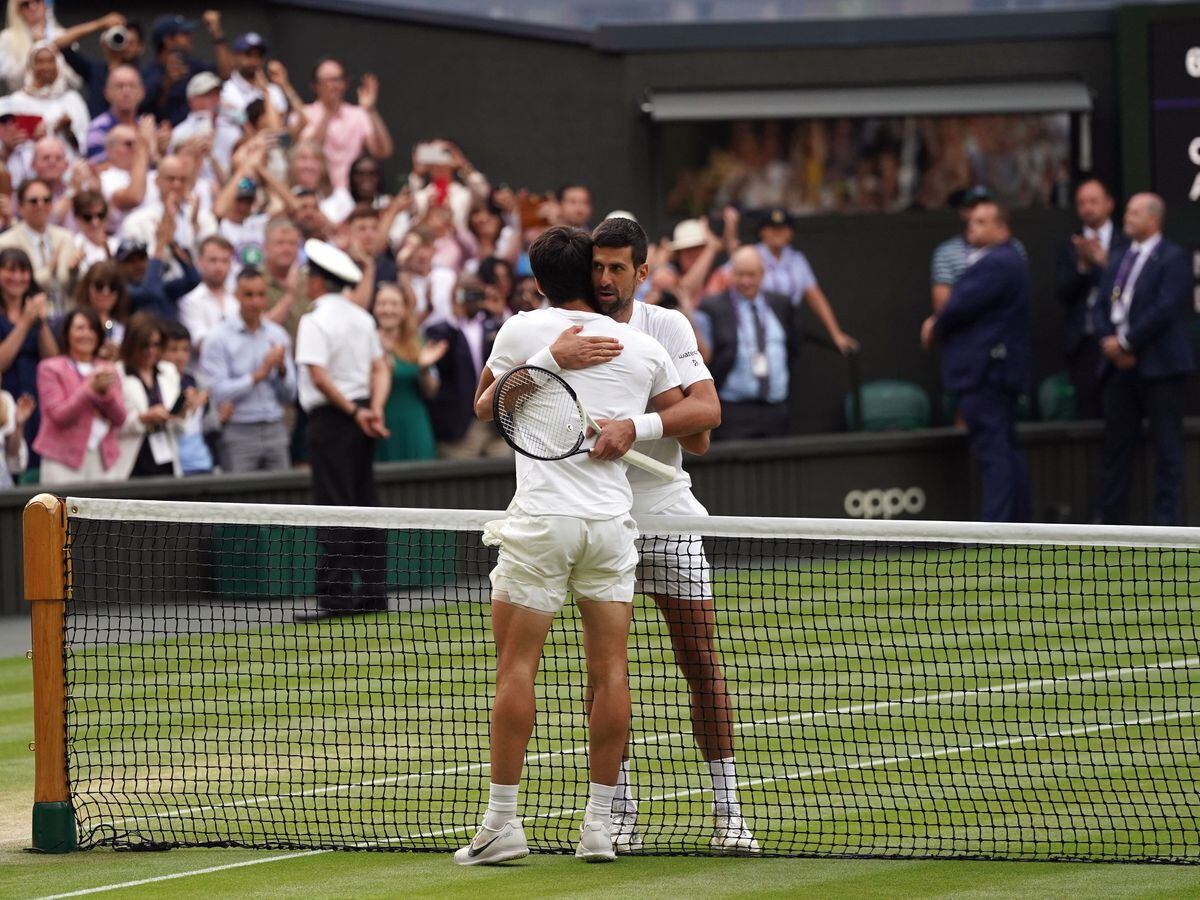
[492,365,588,460]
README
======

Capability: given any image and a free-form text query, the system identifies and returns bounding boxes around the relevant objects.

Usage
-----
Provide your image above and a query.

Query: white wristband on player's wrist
[527,347,562,374]
[631,413,664,442]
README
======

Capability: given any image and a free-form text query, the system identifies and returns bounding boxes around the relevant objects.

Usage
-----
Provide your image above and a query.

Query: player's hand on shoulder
[589,418,635,460]
[550,325,622,370]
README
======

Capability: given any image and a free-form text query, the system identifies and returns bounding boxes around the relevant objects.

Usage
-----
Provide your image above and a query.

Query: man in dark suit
[423,275,507,458]
[921,201,1031,522]
[1093,193,1194,526]
[1055,178,1129,419]
[695,245,798,440]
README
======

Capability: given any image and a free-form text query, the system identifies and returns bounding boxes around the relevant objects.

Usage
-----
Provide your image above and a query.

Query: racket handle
[620,448,677,481]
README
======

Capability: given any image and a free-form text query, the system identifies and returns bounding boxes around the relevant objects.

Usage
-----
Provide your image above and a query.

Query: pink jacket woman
[32,309,126,481]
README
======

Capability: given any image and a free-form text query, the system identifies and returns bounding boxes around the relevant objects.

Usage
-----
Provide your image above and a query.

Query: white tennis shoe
[710,814,761,855]
[575,819,617,862]
[453,819,529,866]
[610,809,643,853]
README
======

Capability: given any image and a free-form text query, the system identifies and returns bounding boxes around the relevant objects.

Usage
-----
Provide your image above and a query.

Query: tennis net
[36,496,1200,861]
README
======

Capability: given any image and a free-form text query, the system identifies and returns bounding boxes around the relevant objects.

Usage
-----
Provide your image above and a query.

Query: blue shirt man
[198,267,297,472]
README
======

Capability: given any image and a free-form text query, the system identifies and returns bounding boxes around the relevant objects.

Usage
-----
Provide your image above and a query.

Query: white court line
[100,654,1199,827]
[46,704,1198,898]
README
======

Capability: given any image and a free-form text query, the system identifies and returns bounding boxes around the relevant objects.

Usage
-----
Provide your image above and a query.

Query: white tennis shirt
[626,301,714,509]
[486,306,680,520]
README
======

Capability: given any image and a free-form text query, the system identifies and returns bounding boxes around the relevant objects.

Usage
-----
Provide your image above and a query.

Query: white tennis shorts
[486,513,638,614]
[633,491,713,601]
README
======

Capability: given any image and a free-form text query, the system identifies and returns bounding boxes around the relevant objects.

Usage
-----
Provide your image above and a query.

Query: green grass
[2,539,1200,896]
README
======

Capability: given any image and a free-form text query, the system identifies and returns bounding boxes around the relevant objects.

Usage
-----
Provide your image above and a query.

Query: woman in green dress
[374,284,445,462]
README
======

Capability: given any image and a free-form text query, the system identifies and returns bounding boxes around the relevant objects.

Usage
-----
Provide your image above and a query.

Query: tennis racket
[492,365,677,481]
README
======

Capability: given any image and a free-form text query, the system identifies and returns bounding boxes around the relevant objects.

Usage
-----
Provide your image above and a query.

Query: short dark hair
[592,217,648,268]
[1075,177,1111,197]
[237,265,265,284]
[556,183,590,203]
[162,320,191,344]
[59,306,105,353]
[120,312,165,367]
[17,178,52,203]
[527,227,593,305]
[72,189,107,220]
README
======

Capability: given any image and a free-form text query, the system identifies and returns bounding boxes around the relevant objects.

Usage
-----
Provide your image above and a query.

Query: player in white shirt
[455,227,688,866]
[537,217,758,854]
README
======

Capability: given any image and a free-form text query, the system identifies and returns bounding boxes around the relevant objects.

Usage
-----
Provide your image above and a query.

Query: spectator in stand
[33,306,126,484]
[0,386,32,485]
[178,234,236,349]
[161,320,213,475]
[1056,178,1127,420]
[696,245,797,440]
[373,282,442,461]
[920,201,1031,523]
[0,247,54,467]
[260,217,307,337]
[1094,194,1194,526]
[220,32,287,123]
[422,274,507,459]
[72,260,127,355]
[658,217,728,308]
[345,206,397,303]
[300,58,393,192]
[26,137,74,225]
[0,178,77,312]
[200,265,296,473]
[117,229,199,322]
[169,71,239,177]
[553,183,592,229]
[294,240,390,621]
[141,12,231,127]
[466,205,518,270]
[288,141,348,226]
[3,41,88,154]
[754,207,858,354]
[114,311,183,478]
[290,186,331,243]
[84,64,144,163]
[96,118,153,232]
[929,186,1025,312]
[71,190,117,273]
[121,154,218,266]
[0,0,65,93]
[396,226,443,319]
[408,140,488,232]
[478,256,517,315]
[56,14,140,118]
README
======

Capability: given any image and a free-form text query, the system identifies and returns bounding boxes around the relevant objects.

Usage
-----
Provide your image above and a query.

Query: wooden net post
[24,493,76,852]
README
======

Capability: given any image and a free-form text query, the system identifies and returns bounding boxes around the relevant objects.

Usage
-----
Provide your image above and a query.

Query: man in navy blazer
[1055,179,1129,418]
[1092,193,1194,525]
[921,201,1031,522]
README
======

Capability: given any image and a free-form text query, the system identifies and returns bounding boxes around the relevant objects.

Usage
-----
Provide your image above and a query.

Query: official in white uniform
[293,239,392,621]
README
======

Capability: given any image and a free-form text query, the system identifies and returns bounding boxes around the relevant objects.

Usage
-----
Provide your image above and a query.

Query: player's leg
[456,515,578,866]
[576,597,633,862]
[570,513,638,862]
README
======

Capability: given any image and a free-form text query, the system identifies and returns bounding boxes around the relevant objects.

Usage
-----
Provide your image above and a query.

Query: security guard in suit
[921,201,1031,522]
[1054,178,1129,419]
[1093,193,1194,526]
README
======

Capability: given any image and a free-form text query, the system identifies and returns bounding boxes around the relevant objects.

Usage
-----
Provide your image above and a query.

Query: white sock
[483,782,519,831]
[707,758,741,817]
[612,760,636,813]
[586,782,616,825]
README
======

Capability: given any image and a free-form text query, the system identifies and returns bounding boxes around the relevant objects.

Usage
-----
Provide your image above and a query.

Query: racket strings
[495,367,587,459]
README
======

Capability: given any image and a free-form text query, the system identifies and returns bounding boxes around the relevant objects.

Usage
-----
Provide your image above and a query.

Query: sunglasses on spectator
[23,195,51,206]
[79,211,106,223]
[92,282,118,293]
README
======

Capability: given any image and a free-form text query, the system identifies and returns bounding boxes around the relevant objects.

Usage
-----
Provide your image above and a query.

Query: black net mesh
[60,510,1200,861]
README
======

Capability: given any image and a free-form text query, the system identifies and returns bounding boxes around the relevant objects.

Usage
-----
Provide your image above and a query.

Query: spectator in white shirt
[178,235,237,350]
[96,119,153,232]
[169,71,239,176]
[71,190,117,274]
[120,154,217,269]
[5,41,89,152]
[220,32,286,120]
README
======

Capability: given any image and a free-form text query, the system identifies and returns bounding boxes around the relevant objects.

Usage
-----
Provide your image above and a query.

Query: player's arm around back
[659,379,720,455]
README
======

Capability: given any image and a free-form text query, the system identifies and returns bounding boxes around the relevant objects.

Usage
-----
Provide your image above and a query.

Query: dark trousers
[1097,371,1186,526]
[308,404,386,610]
[958,384,1031,523]
[713,400,790,441]
[1066,337,1103,419]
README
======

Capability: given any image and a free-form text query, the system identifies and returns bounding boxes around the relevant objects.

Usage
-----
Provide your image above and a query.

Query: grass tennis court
[6,504,1200,895]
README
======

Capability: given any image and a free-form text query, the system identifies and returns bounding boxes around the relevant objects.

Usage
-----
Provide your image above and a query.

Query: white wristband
[526,346,562,374]
[631,413,663,442]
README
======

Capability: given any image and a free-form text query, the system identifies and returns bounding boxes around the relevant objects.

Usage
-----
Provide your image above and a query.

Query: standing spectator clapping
[72,259,127,355]
[0,386,33,485]
[300,59,393,192]
[33,306,126,484]
[114,311,182,478]
[373,282,442,462]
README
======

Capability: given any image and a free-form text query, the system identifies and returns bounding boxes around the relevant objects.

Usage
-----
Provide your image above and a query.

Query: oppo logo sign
[844,487,927,519]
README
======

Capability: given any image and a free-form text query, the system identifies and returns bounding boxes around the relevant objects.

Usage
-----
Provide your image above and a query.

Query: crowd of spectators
[0,4,1190,530]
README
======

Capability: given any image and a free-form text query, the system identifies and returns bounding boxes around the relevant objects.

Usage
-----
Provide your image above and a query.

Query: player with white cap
[294,239,393,621]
